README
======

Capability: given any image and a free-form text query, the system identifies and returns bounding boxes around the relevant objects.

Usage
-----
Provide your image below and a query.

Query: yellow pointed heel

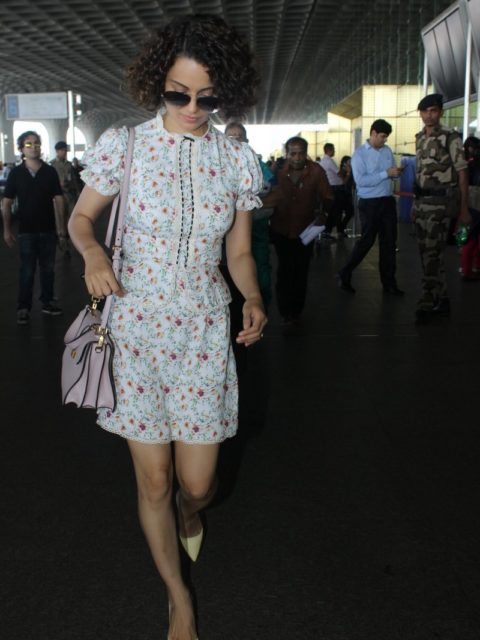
[176,491,204,562]
[179,528,204,562]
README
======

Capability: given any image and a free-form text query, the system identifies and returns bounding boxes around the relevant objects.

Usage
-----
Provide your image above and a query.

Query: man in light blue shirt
[337,119,404,294]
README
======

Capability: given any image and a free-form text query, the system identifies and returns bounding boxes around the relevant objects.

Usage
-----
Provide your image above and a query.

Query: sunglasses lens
[197,97,219,112]
[163,92,219,113]
[163,91,190,107]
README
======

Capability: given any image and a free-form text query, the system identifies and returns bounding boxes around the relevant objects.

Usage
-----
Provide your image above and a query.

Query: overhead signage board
[422,3,466,102]
[5,92,68,120]
[467,0,480,63]
[422,0,478,103]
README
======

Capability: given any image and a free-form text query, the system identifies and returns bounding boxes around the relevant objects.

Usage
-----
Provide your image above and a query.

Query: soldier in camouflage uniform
[412,94,470,324]
[51,141,80,219]
[51,141,81,257]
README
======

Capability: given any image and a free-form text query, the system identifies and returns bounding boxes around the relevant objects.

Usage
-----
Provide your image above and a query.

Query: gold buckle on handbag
[93,324,109,352]
[88,296,102,315]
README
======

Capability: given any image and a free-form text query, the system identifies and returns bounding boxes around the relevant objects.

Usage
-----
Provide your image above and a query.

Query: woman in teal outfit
[225,122,274,309]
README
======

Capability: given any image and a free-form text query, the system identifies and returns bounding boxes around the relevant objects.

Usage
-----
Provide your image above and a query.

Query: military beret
[417,93,443,111]
[54,140,68,150]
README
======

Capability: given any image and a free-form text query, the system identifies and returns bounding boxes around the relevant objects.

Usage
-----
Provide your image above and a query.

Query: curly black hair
[126,15,259,120]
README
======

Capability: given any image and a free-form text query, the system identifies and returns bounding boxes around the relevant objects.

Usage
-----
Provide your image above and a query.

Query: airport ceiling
[1,0,453,132]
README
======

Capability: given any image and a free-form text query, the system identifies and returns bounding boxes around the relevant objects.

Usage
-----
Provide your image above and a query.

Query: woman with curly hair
[68,14,266,640]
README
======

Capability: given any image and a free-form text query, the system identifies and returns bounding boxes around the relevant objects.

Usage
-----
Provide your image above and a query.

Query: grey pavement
[2,223,480,640]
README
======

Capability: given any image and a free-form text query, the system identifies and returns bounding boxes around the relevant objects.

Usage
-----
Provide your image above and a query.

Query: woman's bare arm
[226,210,267,346]
[68,186,125,298]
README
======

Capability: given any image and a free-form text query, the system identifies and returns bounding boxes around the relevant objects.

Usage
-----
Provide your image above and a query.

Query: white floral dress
[81,113,262,443]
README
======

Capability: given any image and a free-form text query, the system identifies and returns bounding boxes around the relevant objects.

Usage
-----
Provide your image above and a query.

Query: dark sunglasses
[23,142,41,148]
[163,91,219,113]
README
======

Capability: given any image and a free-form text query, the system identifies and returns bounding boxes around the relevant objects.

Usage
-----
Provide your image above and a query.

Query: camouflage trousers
[63,191,77,221]
[414,207,450,310]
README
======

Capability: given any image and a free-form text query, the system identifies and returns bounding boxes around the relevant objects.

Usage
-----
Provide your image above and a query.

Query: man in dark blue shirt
[2,130,66,324]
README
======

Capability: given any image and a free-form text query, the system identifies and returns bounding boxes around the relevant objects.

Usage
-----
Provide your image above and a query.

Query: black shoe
[42,303,63,316]
[432,298,450,316]
[415,308,432,325]
[17,309,30,325]
[383,286,405,296]
[336,273,355,294]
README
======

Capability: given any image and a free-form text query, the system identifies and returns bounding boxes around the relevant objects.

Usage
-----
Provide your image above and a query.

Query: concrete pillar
[76,118,97,149]
[43,119,69,161]
[0,101,15,164]
[0,120,15,164]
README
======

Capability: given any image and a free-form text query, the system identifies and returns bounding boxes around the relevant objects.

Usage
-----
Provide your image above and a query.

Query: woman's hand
[236,296,268,347]
[83,245,125,298]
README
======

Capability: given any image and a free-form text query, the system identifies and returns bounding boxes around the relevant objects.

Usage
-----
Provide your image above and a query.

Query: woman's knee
[175,442,220,502]
[137,465,173,508]
[178,475,216,502]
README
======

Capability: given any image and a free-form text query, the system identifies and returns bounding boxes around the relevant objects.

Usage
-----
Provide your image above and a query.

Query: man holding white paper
[270,136,332,325]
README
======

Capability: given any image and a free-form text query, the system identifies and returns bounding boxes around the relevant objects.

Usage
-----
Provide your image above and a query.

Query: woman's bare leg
[128,440,196,640]
[174,443,220,540]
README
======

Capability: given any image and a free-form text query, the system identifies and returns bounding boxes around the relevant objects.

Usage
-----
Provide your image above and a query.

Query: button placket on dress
[176,137,195,269]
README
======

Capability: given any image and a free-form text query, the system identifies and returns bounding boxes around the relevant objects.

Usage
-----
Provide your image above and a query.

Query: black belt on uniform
[358,195,394,202]
[414,185,457,197]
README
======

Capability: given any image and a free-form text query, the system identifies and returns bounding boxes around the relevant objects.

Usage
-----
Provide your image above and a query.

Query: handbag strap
[99,127,135,330]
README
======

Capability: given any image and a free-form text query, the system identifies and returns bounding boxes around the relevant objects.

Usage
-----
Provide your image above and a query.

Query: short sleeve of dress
[81,127,129,196]
[236,143,264,212]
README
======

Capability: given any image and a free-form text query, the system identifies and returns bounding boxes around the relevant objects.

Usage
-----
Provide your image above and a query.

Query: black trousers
[336,190,354,233]
[272,232,313,319]
[325,190,341,233]
[339,196,397,287]
[18,232,57,310]
[325,187,342,233]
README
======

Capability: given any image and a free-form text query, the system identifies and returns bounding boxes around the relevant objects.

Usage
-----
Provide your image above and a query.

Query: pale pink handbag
[61,128,135,410]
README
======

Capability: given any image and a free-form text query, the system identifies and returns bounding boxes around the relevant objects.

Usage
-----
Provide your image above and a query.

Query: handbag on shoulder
[61,127,135,410]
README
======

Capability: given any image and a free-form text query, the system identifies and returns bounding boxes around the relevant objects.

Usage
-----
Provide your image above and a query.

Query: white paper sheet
[299,223,325,245]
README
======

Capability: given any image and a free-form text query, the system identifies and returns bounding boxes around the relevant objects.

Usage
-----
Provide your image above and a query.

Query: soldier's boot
[432,297,450,317]
[415,292,435,324]
[415,308,433,325]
